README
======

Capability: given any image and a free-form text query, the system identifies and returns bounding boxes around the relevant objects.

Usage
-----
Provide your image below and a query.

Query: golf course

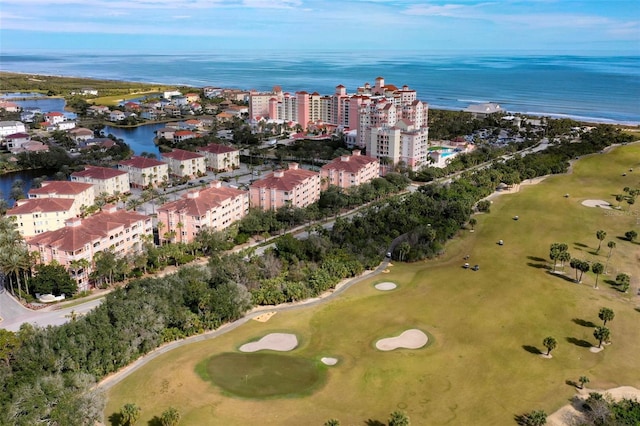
[104,143,640,425]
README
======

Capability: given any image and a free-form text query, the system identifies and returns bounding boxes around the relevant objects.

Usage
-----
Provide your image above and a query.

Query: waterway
[0,169,56,207]
[102,124,162,157]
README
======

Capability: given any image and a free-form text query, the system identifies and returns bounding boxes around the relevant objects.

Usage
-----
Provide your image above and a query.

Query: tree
[579,376,590,389]
[160,406,180,426]
[598,307,614,326]
[120,402,141,426]
[577,260,591,283]
[469,217,477,230]
[625,230,637,241]
[593,326,610,348]
[615,273,630,293]
[388,410,410,426]
[30,262,78,296]
[569,258,581,282]
[542,336,557,356]
[591,262,604,289]
[595,230,606,253]
[549,243,568,272]
[605,240,616,273]
[324,420,340,426]
[517,410,547,426]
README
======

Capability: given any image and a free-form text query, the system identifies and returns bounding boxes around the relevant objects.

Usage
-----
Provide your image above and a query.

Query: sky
[0,0,639,53]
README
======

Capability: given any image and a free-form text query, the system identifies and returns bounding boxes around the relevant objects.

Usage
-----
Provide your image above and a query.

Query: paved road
[0,291,105,332]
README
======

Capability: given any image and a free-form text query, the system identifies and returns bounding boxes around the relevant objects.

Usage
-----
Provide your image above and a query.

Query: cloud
[242,0,302,8]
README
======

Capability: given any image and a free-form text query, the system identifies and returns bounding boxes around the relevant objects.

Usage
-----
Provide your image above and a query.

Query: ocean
[1,51,639,125]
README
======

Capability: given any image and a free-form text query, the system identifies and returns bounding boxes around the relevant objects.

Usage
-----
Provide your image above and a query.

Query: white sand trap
[376,329,428,351]
[321,357,338,366]
[589,346,604,353]
[253,311,276,322]
[239,333,298,352]
[375,282,397,291]
[581,199,612,209]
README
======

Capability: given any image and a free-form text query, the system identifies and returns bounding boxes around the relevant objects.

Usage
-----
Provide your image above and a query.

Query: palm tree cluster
[0,216,33,299]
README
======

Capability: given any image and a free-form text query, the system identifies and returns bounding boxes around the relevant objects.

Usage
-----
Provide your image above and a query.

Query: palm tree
[595,230,606,253]
[598,307,614,326]
[120,402,141,426]
[2,246,29,299]
[593,326,610,348]
[569,258,581,282]
[324,420,340,426]
[176,222,184,243]
[469,217,477,231]
[577,260,590,283]
[578,376,590,389]
[157,221,165,246]
[542,336,557,356]
[558,250,571,271]
[160,407,180,426]
[388,410,410,426]
[591,262,604,289]
[605,241,616,273]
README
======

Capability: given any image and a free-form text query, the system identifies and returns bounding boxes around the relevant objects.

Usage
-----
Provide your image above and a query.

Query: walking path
[97,258,390,391]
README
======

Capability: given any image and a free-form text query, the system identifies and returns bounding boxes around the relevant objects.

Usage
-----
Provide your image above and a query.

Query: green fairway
[104,143,640,425]
[199,352,327,398]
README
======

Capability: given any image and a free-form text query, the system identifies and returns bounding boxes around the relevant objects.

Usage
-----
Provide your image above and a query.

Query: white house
[0,121,27,138]
[109,110,126,122]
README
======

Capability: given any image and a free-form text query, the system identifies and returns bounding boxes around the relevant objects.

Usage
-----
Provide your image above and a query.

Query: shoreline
[2,70,639,127]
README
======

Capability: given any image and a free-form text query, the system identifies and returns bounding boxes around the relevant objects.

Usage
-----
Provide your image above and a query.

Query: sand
[375,282,397,291]
[253,311,276,322]
[376,329,428,351]
[547,386,640,426]
[321,357,338,366]
[239,333,298,352]
[581,199,612,209]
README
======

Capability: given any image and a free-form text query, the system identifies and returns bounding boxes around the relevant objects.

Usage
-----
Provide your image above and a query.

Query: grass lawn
[104,143,640,425]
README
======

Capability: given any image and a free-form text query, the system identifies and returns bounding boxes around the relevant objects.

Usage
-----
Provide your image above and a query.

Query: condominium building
[26,205,153,291]
[7,198,75,237]
[320,150,380,190]
[28,181,95,213]
[161,149,206,178]
[196,143,240,171]
[249,163,321,211]
[71,166,131,196]
[118,156,169,188]
[157,181,249,244]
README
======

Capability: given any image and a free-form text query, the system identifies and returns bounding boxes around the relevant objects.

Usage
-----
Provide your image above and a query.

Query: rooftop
[119,156,167,169]
[158,183,246,216]
[29,181,94,196]
[162,149,204,161]
[7,198,74,215]
[71,166,127,180]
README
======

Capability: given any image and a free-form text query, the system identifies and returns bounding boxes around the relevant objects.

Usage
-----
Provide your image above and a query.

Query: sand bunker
[581,199,612,209]
[321,357,338,366]
[548,386,640,426]
[376,329,428,351]
[253,311,276,322]
[239,333,298,352]
[375,282,397,291]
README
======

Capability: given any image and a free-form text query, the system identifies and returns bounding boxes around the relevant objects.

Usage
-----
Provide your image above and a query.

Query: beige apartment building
[161,149,206,178]
[197,143,240,171]
[118,156,169,188]
[7,198,75,237]
[71,166,131,196]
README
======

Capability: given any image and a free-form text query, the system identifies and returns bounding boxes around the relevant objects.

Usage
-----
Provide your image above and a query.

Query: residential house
[88,105,110,116]
[28,181,95,213]
[109,110,126,122]
[26,205,153,291]
[173,130,196,143]
[12,140,49,154]
[164,105,181,117]
[185,93,200,103]
[249,162,321,210]
[163,90,182,99]
[203,87,223,99]
[118,156,169,188]
[71,166,131,196]
[5,133,31,153]
[57,121,77,131]
[20,108,40,123]
[68,128,94,143]
[465,103,503,118]
[161,149,206,178]
[0,121,27,138]
[0,101,20,112]
[155,127,176,141]
[44,112,65,125]
[7,198,76,237]
[157,181,249,244]
[197,143,240,171]
[320,150,380,190]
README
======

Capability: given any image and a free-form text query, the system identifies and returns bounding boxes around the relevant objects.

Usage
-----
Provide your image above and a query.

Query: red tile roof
[8,198,74,215]
[119,156,167,169]
[29,181,93,196]
[174,130,195,137]
[5,133,30,139]
[45,111,64,116]
[26,209,150,252]
[71,166,127,180]
[162,149,204,161]
[250,168,319,192]
[197,143,237,154]
[321,151,379,174]
[158,185,246,217]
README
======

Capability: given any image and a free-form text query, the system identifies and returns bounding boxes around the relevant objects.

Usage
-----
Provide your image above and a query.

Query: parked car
[472,264,480,271]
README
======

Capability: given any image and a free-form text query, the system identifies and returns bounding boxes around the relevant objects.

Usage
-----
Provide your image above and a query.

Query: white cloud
[242,0,302,8]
